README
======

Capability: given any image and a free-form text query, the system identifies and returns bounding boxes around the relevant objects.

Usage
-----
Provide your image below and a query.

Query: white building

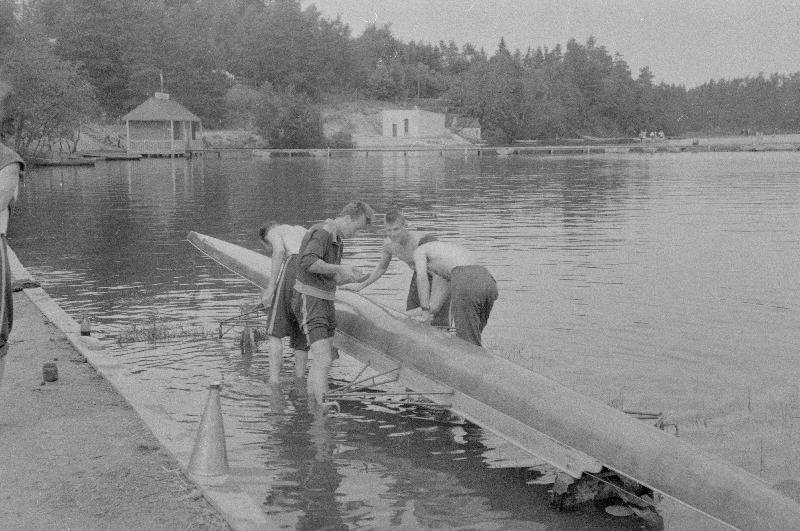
[382,108,446,138]
[451,116,481,142]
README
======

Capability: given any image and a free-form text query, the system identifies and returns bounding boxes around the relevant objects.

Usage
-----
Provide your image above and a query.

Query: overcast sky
[307,0,800,88]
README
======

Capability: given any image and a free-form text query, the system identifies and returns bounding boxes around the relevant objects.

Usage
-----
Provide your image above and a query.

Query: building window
[404,118,409,135]
[392,123,397,137]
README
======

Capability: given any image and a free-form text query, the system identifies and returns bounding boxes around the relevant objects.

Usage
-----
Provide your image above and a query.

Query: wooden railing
[128,139,202,154]
[129,140,174,154]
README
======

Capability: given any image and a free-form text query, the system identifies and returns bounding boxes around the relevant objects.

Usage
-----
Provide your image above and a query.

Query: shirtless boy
[292,201,374,404]
[259,221,309,384]
[342,209,450,327]
[412,240,498,347]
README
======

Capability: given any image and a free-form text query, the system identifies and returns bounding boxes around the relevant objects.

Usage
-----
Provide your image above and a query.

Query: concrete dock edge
[7,247,271,531]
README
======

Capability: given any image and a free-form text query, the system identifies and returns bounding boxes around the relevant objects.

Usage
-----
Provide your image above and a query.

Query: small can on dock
[43,360,58,382]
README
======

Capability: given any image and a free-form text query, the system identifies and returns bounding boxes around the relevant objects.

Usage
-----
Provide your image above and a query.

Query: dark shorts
[292,291,336,346]
[266,255,307,351]
[0,235,12,355]
[450,265,498,347]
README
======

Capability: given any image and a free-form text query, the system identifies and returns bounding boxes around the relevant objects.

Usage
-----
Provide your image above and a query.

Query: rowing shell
[188,231,800,531]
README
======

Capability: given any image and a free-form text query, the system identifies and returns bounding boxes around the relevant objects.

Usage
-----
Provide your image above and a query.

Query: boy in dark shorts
[292,201,374,404]
[258,222,309,384]
[412,240,498,347]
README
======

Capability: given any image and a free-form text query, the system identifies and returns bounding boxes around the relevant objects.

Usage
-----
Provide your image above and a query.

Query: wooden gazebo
[122,92,203,156]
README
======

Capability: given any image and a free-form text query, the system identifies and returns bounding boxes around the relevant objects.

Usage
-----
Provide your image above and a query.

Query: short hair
[339,200,374,225]
[258,220,279,242]
[384,209,406,225]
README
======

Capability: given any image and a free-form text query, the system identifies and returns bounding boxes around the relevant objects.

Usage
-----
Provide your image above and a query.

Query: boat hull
[188,231,800,530]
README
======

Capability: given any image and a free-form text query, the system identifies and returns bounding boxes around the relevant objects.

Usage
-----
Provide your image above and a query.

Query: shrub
[1,18,97,156]
[326,131,355,149]
[254,87,325,149]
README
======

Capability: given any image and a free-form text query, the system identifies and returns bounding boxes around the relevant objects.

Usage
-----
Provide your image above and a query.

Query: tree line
[2,0,800,155]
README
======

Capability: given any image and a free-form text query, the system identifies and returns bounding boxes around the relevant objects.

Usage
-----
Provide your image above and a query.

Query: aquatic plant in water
[115,321,217,345]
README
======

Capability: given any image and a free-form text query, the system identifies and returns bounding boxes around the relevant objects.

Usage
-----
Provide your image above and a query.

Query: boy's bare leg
[307,339,333,404]
[267,336,283,385]
[294,349,308,379]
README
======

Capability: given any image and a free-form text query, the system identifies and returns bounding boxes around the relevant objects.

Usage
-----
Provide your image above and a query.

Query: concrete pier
[0,250,257,530]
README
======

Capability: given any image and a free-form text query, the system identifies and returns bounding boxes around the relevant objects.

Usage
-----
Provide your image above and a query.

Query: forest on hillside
[2,0,800,154]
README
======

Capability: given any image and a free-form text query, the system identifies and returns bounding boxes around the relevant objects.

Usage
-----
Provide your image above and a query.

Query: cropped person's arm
[0,162,21,234]
[261,233,285,307]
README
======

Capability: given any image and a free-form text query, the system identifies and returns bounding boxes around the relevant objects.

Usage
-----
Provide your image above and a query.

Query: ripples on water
[10,151,800,529]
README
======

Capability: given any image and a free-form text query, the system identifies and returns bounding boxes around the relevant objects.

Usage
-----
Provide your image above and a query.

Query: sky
[307,0,800,88]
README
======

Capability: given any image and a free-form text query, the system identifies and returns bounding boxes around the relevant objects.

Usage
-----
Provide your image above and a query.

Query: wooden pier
[189,144,639,158]
[187,142,800,159]
[30,142,800,167]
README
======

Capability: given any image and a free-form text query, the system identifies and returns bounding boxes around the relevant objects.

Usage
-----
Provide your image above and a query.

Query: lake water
[10,151,800,529]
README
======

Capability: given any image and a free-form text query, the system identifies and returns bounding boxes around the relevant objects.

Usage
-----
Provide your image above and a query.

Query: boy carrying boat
[258,222,309,384]
[341,209,451,328]
[292,201,374,404]
[411,241,498,347]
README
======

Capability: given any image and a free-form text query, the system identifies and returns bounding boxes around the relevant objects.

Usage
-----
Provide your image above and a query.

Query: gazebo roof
[122,95,200,122]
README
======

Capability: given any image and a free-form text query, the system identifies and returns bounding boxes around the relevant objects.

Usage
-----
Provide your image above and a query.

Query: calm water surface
[10,151,800,529]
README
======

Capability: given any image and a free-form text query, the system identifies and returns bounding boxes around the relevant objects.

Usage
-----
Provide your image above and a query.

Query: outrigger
[189,231,800,530]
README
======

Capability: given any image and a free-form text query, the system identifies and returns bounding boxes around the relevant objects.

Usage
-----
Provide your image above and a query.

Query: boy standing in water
[292,201,373,404]
[0,79,24,390]
[258,221,308,384]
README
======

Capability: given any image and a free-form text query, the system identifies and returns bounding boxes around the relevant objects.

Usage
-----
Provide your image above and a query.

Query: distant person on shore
[341,209,451,328]
[410,240,497,347]
[258,221,309,384]
[292,201,374,405]
[0,79,24,391]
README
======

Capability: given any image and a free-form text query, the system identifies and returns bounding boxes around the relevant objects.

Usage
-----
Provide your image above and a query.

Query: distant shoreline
[21,131,800,167]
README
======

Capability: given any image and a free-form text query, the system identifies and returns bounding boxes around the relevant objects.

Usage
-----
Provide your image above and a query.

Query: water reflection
[263,383,346,530]
[11,151,800,528]
[258,380,642,531]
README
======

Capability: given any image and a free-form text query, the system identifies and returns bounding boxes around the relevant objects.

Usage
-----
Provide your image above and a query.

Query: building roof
[122,95,200,122]
[456,117,480,129]
[382,108,443,117]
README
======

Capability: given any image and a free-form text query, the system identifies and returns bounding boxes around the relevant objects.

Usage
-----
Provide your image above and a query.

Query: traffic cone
[80,315,91,336]
[187,382,229,482]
